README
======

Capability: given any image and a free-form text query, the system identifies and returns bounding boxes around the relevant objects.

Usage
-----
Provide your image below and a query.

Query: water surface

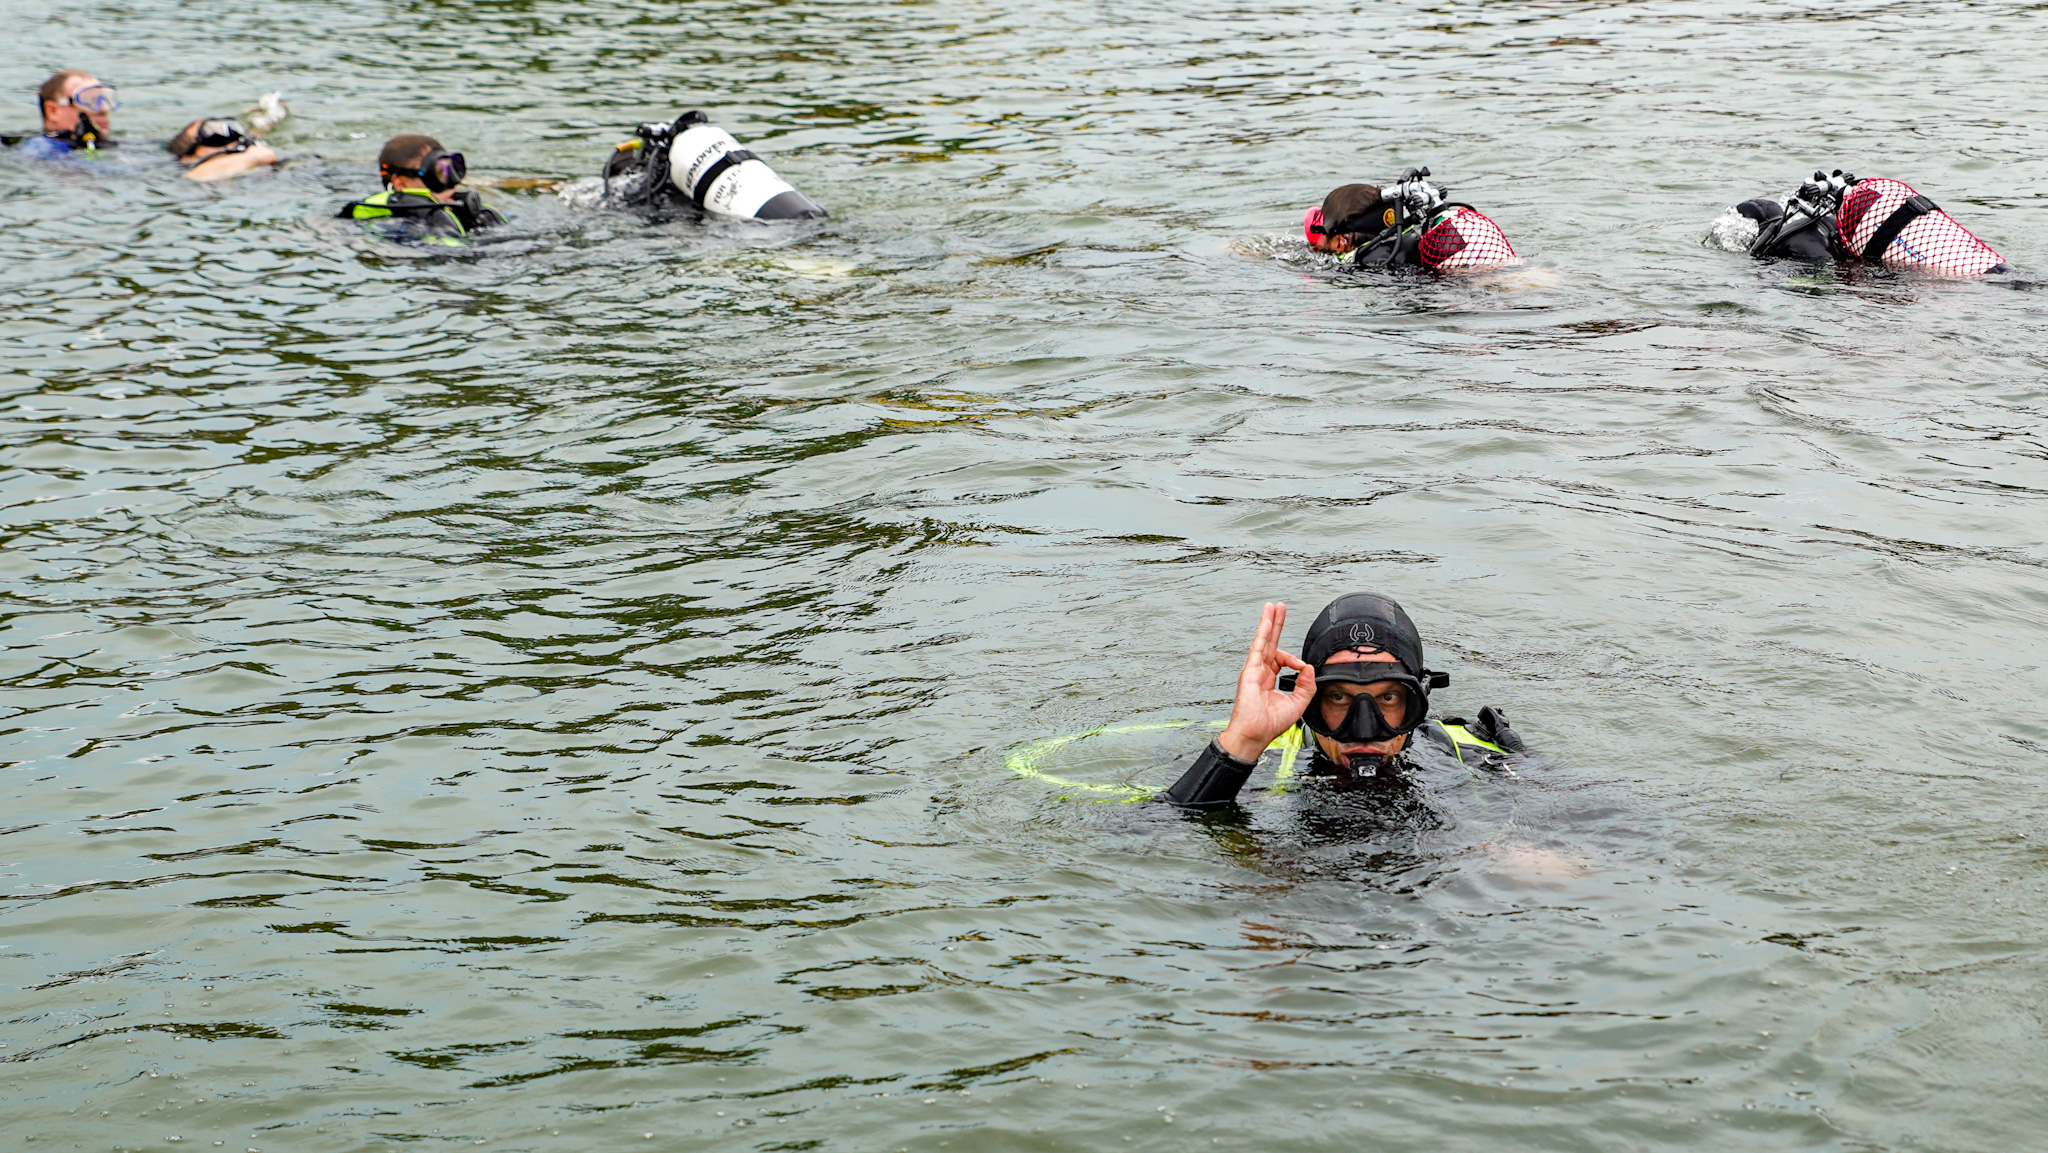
[4,1,2047,1150]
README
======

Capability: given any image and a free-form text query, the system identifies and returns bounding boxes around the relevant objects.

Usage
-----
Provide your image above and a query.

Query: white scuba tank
[666,124,824,221]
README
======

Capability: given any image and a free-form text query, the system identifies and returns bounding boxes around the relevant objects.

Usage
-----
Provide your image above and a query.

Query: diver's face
[1312,648,1407,766]
[1310,233,1354,255]
[44,74,111,136]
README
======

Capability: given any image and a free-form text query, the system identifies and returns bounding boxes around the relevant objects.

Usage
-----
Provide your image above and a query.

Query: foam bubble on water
[239,92,289,137]
[1704,206,1760,252]
[774,256,858,280]
[1227,233,1348,268]
[556,176,610,210]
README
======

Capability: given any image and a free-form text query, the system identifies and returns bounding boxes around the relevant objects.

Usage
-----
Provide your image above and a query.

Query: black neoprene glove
[450,189,490,231]
[1473,706,1527,754]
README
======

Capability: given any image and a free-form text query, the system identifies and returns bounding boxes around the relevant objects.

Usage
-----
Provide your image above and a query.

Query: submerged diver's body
[1303,171,1517,272]
[1163,594,1524,813]
[1732,169,2005,276]
[166,117,277,183]
[337,134,504,246]
[590,111,825,222]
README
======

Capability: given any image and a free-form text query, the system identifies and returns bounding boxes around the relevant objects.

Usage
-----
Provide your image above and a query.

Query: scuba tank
[1836,176,2004,276]
[1351,168,1517,271]
[1747,169,2005,276]
[602,111,824,221]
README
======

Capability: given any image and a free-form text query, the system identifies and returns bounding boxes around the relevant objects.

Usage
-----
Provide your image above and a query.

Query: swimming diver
[1161,594,1524,813]
[165,117,278,182]
[336,134,505,245]
[1727,168,2006,277]
[1303,170,1518,271]
[586,110,824,222]
[11,69,118,159]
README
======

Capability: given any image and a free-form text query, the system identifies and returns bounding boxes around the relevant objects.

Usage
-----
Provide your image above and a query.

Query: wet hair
[166,119,202,159]
[1320,183,1388,243]
[37,70,93,117]
[378,134,441,184]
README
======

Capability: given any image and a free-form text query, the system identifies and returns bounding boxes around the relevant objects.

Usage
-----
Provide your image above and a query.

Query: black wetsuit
[1346,224,1424,269]
[1739,198,1837,262]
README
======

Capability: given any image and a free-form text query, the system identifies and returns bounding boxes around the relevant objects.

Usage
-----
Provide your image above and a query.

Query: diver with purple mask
[1162,593,1525,813]
[337,133,505,246]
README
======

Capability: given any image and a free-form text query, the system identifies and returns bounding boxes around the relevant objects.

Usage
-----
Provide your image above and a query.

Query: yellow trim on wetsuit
[1265,725,1307,793]
[1439,722,1507,760]
[347,188,467,245]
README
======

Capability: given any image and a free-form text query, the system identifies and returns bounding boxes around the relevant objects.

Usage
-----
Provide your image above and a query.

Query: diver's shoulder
[1425,706,1529,759]
[14,135,71,160]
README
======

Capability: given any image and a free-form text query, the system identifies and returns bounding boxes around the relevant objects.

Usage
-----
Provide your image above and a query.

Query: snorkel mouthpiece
[1341,752,1390,776]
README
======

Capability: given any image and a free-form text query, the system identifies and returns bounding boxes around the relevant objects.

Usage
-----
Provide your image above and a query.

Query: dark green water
[4,1,2047,1150]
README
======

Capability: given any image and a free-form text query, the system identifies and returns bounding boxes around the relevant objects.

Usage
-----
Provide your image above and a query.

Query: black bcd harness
[1351,202,1483,269]
[1858,194,1937,262]
[602,111,711,213]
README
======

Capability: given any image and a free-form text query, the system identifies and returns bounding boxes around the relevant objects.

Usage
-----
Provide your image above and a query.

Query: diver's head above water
[1213,592,1444,776]
[1296,592,1443,773]
[1304,183,1388,254]
[1304,648,1409,768]
[379,134,465,202]
[38,69,116,145]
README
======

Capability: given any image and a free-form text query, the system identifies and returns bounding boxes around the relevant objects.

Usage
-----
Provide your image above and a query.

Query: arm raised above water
[1162,602,1316,812]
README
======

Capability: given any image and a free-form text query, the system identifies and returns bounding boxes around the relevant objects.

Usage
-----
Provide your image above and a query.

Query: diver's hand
[449,188,487,229]
[1216,601,1317,762]
[1473,705,1527,754]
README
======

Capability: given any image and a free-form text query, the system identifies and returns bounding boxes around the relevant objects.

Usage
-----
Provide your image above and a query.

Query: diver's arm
[1163,601,1317,812]
[184,144,277,183]
[1215,601,1317,761]
[1161,739,1259,811]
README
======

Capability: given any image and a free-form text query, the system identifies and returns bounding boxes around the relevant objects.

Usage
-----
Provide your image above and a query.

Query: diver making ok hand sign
[1161,594,1525,813]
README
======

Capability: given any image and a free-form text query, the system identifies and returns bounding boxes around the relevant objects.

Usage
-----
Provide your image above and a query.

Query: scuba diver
[166,117,277,182]
[1303,169,1517,271]
[1729,169,2006,277]
[337,134,505,245]
[585,110,824,221]
[11,70,118,159]
[1161,594,1525,813]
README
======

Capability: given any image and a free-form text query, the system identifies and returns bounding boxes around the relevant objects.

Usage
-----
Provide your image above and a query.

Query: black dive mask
[170,117,248,158]
[195,117,249,150]
[410,150,466,193]
[1295,663,1449,744]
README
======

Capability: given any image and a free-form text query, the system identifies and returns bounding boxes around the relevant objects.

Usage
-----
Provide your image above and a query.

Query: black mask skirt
[414,150,466,193]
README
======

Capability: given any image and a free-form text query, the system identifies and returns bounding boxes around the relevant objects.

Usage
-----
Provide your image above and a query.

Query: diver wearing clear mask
[1161,593,1525,813]
[12,70,119,160]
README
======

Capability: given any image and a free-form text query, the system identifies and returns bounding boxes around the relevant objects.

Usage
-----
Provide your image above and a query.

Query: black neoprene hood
[1301,592,1425,677]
